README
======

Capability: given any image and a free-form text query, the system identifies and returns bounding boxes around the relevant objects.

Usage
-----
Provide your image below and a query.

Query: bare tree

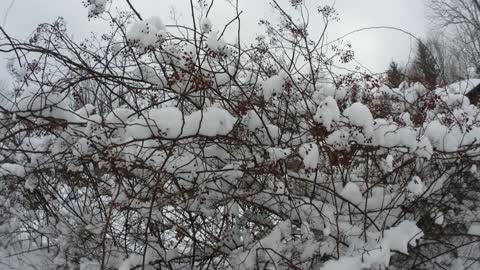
[428,0,480,73]
[424,35,467,84]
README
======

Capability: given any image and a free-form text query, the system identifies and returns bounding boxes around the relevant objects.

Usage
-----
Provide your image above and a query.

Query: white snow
[206,30,227,53]
[125,106,237,139]
[231,221,291,270]
[468,224,480,236]
[314,96,340,131]
[127,17,167,49]
[326,129,350,150]
[106,108,135,126]
[184,107,237,136]
[340,182,363,205]
[200,17,212,33]
[446,79,480,95]
[383,220,424,254]
[432,211,445,226]
[383,155,394,173]
[243,109,266,131]
[87,0,107,17]
[14,87,74,121]
[299,143,319,169]
[261,71,289,100]
[407,176,425,196]
[343,102,374,135]
[424,120,460,152]
[0,163,26,177]
[267,148,291,161]
[371,120,419,152]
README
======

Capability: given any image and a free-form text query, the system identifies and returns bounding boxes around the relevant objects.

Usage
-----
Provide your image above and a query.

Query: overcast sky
[0,0,429,80]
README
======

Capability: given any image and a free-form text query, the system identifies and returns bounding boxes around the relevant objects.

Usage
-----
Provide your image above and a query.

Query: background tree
[427,0,480,74]
[385,61,404,88]
[424,35,462,84]
[408,39,440,89]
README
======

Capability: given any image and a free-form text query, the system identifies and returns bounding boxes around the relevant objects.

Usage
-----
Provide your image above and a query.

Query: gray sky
[0,0,428,80]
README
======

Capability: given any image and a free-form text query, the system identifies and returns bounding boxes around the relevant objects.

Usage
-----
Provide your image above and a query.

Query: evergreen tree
[386,61,404,88]
[411,40,440,89]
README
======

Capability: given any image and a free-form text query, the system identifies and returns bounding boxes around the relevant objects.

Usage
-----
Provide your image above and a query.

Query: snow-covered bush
[1,1,480,270]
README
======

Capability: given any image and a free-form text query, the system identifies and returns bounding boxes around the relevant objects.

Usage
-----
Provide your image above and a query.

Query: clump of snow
[206,31,227,53]
[468,224,480,236]
[326,129,350,150]
[184,107,237,136]
[322,244,390,270]
[87,0,107,17]
[312,82,336,99]
[321,221,423,270]
[407,176,425,196]
[75,104,96,119]
[127,17,167,50]
[446,79,480,95]
[404,83,429,103]
[383,155,394,173]
[267,148,291,161]
[0,163,26,178]
[415,137,433,160]
[14,87,75,122]
[118,255,143,270]
[106,108,134,126]
[343,102,374,135]
[299,143,319,169]
[322,256,361,270]
[322,220,423,270]
[261,71,290,100]
[383,220,424,254]
[73,137,91,157]
[149,107,184,137]
[432,211,444,226]
[126,106,237,139]
[313,82,347,101]
[424,120,460,152]
[230,221,291,270]
[132,65,167,86]
[24,176,38,192]
[340,182,363,205]
[265,124,280,141]
[470,165,477,174]
[200,17,212,33]
[220,164,243,187]
[243,109,267,131]
[371,119,418,152]
[401,112,413,126]
[314,96,340,131]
